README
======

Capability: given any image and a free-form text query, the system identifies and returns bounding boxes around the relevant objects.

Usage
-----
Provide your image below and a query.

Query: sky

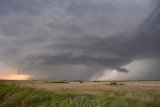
[0,0,160,80]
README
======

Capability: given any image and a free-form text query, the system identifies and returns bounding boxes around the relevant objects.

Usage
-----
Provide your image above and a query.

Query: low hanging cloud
[0,0,160,80]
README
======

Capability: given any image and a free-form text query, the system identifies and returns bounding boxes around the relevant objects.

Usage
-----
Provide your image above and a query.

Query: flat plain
[0,80,160,107]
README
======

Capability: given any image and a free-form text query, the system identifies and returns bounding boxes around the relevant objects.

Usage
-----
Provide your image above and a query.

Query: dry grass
[1,80,160,107]
[11,80,160,94]
[2,80,160,96]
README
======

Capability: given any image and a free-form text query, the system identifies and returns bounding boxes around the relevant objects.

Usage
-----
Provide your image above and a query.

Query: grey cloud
[0,0,160,80]
[0,0,51,16]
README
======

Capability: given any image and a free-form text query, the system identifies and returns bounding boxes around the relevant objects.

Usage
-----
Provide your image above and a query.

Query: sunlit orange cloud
[0,69,31,80]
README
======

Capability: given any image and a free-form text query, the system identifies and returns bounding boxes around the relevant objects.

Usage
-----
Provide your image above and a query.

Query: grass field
[0,80,160,107]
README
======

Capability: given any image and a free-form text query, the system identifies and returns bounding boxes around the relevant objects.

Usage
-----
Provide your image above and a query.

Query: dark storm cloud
[0,0,51,16]
[0,0,160,80]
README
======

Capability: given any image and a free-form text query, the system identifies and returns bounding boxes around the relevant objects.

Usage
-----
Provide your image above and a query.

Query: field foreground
[0,80,160,107]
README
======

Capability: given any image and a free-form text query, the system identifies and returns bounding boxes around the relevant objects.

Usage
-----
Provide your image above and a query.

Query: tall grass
[0,82,160,107]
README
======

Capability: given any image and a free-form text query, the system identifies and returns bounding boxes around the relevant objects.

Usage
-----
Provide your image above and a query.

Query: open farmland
[0,80,160,107]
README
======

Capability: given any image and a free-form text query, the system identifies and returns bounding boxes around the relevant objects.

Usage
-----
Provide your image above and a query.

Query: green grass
[0,82,160,107]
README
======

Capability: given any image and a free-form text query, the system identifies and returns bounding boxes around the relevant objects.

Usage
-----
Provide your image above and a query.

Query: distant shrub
[93,81,101,82]
[79,81,83,83]
[109,82,117,85]
[106,82,124,86]
[45,80,69,84]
